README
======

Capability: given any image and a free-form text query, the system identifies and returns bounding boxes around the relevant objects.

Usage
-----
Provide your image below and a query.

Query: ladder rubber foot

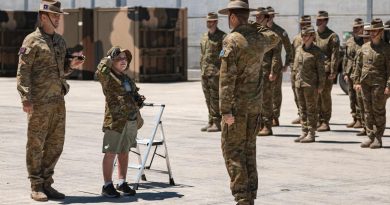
[169,178,175,186]
[141,174,147,181]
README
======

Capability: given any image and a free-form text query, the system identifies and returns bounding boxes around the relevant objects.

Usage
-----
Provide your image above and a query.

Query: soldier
[200,12,226,132]
[251,8,281,136]
[266,6,294,126]
[291,15,312,124]
[293,26,326,143]
[353,27,371,137]
[343,18,364,129]
[218,1,279,204]
[354,18,390,149]
[16,0,84,201]
[314,11,340,132]
[96,46,144,197]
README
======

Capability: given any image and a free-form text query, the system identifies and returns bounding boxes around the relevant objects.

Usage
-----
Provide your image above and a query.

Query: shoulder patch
[18,47,30,55]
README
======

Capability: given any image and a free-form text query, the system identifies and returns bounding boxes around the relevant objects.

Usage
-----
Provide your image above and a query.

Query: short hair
[229,9,250,22]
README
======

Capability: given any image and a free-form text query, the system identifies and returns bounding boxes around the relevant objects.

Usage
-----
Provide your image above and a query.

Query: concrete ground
[1,76,390,205]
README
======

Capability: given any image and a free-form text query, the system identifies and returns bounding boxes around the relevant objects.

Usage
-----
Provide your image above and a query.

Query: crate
[94,7,188,82]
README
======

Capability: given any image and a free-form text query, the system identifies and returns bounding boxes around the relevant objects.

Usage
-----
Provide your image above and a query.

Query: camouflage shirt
[96,57,140,133]
[354,41,390,87]
[315,27,340,74]
[200,28,226,76]
[291,32,303,72]
[219,23,279,116]
[294,44,326,90]
[16,27,71,105]
[269,23,294,68]
[343,36,363,79]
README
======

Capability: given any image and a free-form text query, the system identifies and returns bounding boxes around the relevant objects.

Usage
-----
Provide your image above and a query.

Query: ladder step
[128,164,142,169]
[137,138,164,146]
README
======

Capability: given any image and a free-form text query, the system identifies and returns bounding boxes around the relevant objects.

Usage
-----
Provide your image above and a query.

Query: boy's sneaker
[116,182,136,196]
[101,183,120,198]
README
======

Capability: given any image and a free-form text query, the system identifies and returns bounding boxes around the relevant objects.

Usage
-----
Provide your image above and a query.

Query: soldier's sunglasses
[113,56,128,62]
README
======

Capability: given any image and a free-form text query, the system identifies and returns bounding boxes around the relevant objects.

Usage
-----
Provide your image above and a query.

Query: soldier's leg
[295,87,308,142]
[370,85,387,148]
[317,76,333,131]
[291,71,301,124]
[201,76,213,130]
[347,78,357,127]
[246,114,261,200]
[221,115,251,203]
[41,103,66,199]
[361,84,375,147]
[259,75,273,136]
[301,87,318,143]
[356,90,366,135]
[272,71,283,124]
[207,75,222,132]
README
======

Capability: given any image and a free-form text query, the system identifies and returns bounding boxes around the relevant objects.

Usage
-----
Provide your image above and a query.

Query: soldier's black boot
[43,184,65,200]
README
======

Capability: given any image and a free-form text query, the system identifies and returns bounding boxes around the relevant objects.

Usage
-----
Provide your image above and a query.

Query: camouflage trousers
[291,70,300,116]
[318,74,333,123]
[361,83,387,137]
[202,75,221,124]
[221,113,261,203]
[356,90,365,127]
[347,78,361,120]
[272,71,283,119]
[296,87,318,133]
[26,102,65,189]
[261,73,273,128]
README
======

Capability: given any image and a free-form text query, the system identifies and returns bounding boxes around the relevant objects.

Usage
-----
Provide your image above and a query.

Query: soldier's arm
[329,34,340,74]
[353,50,363,85]
[260,30,281,53]
[16,38,37,103]
[317,52,326,90]
[219,38,237,115]
[281,30,294,66]
[271,45,282,74]
[385,47,390,89]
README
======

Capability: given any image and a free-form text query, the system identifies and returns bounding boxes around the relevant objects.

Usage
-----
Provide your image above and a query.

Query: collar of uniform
[301,43,315,51]
[37,27,61,43]
[317,26,331,37]
[208,27,221,37]
[232,23,255,33]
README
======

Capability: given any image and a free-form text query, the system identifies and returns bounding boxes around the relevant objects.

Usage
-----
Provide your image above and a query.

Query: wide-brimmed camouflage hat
[218,0,256,15]
[251,7,268,16]
[316,10,329,20]
[107,46,132,64]
[206,12,219,21]
[353,18,364,27]
[266,6,279,15]
[299,15,311,24]
[366,18,389,30]
[39,0,69,15]
[301,25,316,35]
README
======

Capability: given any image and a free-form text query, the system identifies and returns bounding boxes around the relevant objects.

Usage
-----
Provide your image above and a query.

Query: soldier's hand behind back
[223,114,235,126]
[22,101,33,114]
[384,87,390,95]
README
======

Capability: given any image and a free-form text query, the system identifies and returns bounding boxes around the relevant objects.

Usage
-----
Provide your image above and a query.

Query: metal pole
[299,0,304,16]
[367,0,373,22]
[71,0,76,9]
[116,0,126,7]
[176,0,181,8]
[24,0,28,11]
[91,0,95,8]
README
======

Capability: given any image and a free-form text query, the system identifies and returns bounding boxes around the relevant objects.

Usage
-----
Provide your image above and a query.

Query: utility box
[0,10,37,77]
[94,7,188,82]
[60,8,95,80]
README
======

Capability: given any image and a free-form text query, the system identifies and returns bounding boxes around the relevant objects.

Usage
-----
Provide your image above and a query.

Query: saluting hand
[223,114,235,126]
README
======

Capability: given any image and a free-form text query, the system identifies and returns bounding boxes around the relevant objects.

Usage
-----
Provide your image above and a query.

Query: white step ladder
[120,103,175,190]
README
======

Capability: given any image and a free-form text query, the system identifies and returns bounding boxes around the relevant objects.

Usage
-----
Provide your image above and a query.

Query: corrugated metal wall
[2,0,389,70]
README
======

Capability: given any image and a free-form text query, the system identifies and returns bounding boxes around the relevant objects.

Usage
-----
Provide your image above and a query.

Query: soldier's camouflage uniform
[294,44,326,135]
[315,27,340,125]
[16,27,71,190]
[354,41,390,145]
[353,48,366,131]
[344,36,364,123]
[291,33,304,117]
[200,28,226,127]
[269,23,294,121]
[220,23,279,203]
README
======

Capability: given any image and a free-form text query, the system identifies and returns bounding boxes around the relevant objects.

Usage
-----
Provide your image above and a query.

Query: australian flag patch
[18,47,26,55]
